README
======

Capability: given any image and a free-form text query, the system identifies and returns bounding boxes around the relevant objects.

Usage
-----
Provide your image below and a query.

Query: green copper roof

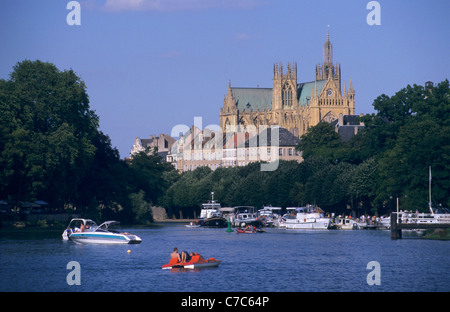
[231,88,273,112]
[231,80,326,112]
[297,80,326,106]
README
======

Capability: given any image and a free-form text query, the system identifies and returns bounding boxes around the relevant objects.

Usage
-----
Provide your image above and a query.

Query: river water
[0,223,448,292]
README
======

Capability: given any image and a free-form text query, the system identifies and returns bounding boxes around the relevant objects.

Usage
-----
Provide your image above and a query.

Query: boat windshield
[202,201,221,209]
[234,206,255,214]
[259,207,281,216]
[286,207,307,214]
[97,221,121,231]
[67,219,98,232]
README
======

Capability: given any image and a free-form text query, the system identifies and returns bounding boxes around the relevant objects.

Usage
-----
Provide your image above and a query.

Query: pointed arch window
[282,83,293,108]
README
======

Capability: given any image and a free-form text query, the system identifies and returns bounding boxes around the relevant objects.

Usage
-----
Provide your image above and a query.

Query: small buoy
[127,249,131,254]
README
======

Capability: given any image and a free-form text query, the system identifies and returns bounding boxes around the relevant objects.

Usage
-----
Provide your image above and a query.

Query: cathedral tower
[272,62,298,110]
[315,29,341,91]
[219,29,355,137]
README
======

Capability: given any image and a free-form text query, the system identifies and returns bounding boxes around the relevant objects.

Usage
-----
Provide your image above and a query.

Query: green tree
[296,122,343,162]
[368,81,450,211]
[129,190,153,224]
[128,149,175,206]
[0,60,98,206]
[348,157,379,215]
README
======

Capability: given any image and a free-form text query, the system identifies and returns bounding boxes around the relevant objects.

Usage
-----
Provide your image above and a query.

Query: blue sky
[1,0,449,158]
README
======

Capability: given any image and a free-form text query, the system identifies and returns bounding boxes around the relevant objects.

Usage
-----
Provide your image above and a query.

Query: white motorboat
[334,217,358,230]
[284,205,331,229]
[394,167,450,227]
[232,206,263,228]
[412,166,450,225]
[378,216,391,229]
[400,208,450,225]
[185,221,201,228]
[258,206,282,227]
[62,219,142,244]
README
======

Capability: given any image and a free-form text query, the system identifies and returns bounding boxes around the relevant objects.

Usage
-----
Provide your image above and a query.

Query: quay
[390,212,450,239]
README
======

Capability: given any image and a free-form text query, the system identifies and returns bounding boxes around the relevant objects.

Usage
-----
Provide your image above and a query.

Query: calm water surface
[0,224,449,292]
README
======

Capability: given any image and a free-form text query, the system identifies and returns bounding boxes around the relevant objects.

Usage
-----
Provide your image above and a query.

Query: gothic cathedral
[220,30,355,137]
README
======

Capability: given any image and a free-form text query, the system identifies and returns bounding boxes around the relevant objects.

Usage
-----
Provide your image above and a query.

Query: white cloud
[102,0,261,12]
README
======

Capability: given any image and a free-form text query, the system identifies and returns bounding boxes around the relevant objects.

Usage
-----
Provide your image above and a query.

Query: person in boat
[244,225,254,232]
[171,248,181,262]
[180,250,192,263]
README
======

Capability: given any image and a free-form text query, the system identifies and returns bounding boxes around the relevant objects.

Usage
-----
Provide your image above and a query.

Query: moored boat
[258,206,282,227]
[62,219,142,244]
[232,206,263,228]
[378,216,391,229]
[162,253,221,270]
[333,217,359,230]
[398,167,450,227]
[185,221,201,228]
[197,192,227,228]
[284,205,331,229]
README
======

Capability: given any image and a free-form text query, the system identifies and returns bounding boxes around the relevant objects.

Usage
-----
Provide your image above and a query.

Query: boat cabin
[334,217,358,230]
[233,206,262,227]
[234,206,257,219]
[258,206,282,217]
[284,206,326,221]
[258,207,282,227]
[200,201,222,219]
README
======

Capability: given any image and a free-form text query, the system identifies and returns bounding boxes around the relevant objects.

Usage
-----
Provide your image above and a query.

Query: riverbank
[422,228,450,240]
[0,212,77,229]
[0,217,196,229]
[0,205,191,228]
[154,218,196,223]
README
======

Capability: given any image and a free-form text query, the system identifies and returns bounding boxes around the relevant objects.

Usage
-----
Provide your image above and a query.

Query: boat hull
[162,255,221,270]
[233,219,263,228]
[68,232,142,244]
[285,219,331,229]
[236,228,265,234]
[162,261,221,270]
[199,217,228,228]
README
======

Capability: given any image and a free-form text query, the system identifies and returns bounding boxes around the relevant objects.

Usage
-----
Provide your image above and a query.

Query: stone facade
[168,126,302,172]
[130,133,176,158]
[220,30,355,137]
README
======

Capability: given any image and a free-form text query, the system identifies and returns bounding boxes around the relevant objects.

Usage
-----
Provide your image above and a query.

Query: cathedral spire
[348,77,354,91]
[323,28,333,65]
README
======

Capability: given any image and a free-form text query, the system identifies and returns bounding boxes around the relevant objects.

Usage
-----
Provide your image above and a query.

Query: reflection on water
[0,225,449,292]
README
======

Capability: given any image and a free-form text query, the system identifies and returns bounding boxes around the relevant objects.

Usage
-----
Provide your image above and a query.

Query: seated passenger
[181,250,192,263]
[170,247,181,262]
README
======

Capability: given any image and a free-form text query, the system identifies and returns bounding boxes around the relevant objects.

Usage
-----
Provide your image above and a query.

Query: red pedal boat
[162,253,221,270]
[236,227,266,234]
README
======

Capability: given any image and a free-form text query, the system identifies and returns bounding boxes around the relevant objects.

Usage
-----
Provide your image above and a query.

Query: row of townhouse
[165,126,303,172]
[130,114,364,172]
